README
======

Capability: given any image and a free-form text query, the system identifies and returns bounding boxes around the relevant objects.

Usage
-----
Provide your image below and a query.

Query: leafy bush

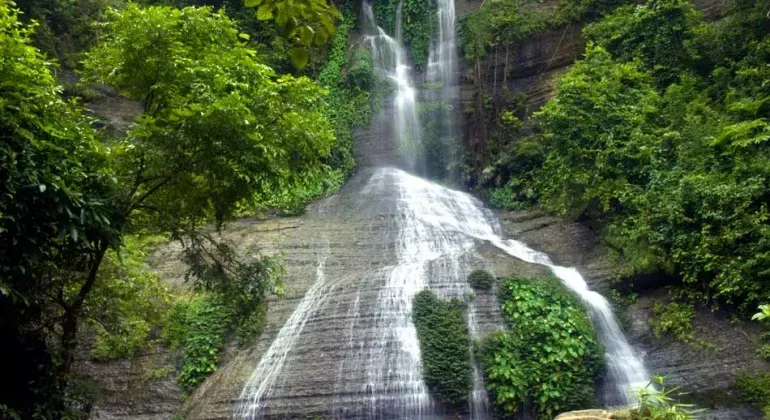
[533,44,659,218]
[88,236,170,360]
[482,277,604,418]
[167,297,230,391]
[468,269,495,290]
[736,373,770,418]
[316,6,376,192]
[412,290,472,408]
[649,302,696,343]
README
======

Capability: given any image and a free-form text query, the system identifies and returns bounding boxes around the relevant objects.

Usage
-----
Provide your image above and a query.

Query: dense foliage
[649,302,696,344]
[482,277,603,418]
[88,235,169,360]
[314,4,376,194]
[243,0,340,68]
[0,2,335,416]
[163,296,230,390]
[0,3,117,415]
[484,0,770,316]
[459,0,631,62]
[412,290,473,409]
[82,4,335,223]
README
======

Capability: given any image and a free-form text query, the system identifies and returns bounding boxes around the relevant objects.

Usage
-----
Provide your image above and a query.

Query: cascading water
[235,0,647,417]
[363,2,422,170]
[380,169,650,406]
[425,0,461,177]
[237,254,332,418]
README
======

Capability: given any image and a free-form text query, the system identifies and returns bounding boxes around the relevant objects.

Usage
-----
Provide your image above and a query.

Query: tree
[78,0,335,351]
[81,3,335,231]
[0,3,118,414]
[1,3,336,414]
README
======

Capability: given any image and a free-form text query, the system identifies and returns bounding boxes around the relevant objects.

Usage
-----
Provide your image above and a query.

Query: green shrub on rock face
[412,290,473,408]
[649,301,695,343]
[736,373,770,417]
[468,269,495,290]
[483,277,604,418]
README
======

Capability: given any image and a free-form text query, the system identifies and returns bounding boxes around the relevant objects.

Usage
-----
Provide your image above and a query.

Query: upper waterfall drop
[362,1,422,171]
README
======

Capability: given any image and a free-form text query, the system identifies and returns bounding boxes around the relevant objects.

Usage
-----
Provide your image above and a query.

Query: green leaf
[300,26,314,46]
[289,47,309,69]
[256,4,274,21]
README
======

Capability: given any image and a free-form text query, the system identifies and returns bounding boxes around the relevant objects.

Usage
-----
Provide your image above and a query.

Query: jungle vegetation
[0,0,376,417]
[465,0,770,321]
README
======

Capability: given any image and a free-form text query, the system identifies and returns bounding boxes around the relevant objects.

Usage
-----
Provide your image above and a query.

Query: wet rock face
[77,351,182,420]
[164,168,510,419]
[626,293,767,419]
[83,195,769,419]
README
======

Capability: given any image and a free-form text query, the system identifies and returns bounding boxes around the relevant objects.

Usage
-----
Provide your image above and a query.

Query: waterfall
[234,0,647,417]
[362,1,422,170]
[426,0,461,174]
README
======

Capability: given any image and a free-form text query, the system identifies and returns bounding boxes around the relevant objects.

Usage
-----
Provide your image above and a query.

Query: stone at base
[555,409,614,419]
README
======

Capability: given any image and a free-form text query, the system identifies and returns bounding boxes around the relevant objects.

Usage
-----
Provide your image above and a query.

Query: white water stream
[237,255,331,418]
[363,2,422,170]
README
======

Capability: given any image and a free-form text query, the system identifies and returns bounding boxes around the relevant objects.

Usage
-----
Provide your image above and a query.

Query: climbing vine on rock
[316,4,377,191]
[468,269,495,290]
[164,296,231,391]
[412,290,473,408]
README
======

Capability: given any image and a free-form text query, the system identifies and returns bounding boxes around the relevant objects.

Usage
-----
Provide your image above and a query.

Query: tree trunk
[58,242,108,389]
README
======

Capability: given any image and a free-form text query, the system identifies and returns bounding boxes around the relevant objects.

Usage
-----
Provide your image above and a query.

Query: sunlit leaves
[0,2,116,300]
[82,4,335,231]
[243,0,340,68]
